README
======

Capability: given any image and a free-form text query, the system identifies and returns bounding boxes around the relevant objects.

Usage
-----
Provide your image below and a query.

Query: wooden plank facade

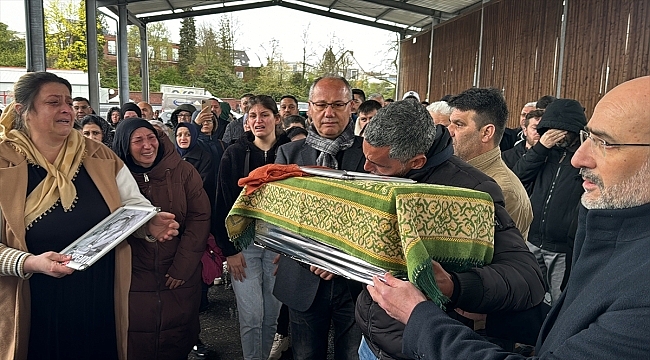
[399,0,650,128]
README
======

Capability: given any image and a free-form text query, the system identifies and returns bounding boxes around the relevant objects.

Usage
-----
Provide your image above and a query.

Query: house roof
[97,0,482,38]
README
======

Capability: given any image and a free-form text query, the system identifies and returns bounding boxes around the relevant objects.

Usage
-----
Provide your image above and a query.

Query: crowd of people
[0,70,648,360]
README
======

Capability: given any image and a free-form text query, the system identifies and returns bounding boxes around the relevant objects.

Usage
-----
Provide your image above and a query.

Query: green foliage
[178,16,196,76]
[44,0,105,71]
[0,22,26,67]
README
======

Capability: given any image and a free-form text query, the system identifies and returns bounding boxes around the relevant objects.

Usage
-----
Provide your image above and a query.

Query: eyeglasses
[579,130,650,157]
[309,100,351,111]
[177,113,192,119]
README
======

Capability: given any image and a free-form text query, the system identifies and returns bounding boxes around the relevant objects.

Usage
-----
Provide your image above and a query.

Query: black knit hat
[536,99,586,135]
[120,102,142,119]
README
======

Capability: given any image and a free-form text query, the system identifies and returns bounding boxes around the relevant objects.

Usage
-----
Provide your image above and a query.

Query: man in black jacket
[511,99,585,305]
[274,75,366,360]
[355,98,545,359]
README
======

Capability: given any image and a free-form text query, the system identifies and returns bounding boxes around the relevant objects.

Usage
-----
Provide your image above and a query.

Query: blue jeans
[289,277,361,360]
[231,244,282,360]
[527,241,566,305]
[358,337,379,360]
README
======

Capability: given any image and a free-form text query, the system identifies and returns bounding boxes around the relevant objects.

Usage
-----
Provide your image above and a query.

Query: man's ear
[481,124,495,144]
[409,154,427,170]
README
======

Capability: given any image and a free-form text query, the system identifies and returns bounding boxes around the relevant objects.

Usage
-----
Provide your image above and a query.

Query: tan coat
[468,146,533,241]
[0,138,131,360]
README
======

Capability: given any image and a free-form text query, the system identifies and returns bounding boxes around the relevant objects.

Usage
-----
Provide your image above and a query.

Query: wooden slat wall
[400,0,650,128]
[398,30,432,100]
[480,0,563,128]
[562,0,650,119]
[428,11,481,102]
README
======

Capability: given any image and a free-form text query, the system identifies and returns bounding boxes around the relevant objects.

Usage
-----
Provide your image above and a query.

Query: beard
[579,158,650,210]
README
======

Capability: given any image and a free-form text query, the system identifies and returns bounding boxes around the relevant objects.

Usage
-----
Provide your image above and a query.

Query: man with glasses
[73,97,93,129]
[368,75,650,360]
[274,76,366,360]
[511,98,586,306]
[169,104,197,128]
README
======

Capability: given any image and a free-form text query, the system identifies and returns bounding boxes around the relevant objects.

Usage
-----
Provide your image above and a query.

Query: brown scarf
[0,101,86,228]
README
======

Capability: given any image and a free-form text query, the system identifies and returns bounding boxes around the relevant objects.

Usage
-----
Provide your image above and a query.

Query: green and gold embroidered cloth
[226,176,495,306]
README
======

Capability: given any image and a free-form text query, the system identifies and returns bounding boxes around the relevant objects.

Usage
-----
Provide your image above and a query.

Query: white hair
[426,101,452,115]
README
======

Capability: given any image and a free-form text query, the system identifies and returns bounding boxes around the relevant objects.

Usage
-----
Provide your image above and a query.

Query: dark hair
[439,94,454,102]
[13,72,72,131]
[107,106,120,121]
[536,95,557,109]
[81,114,114,146]
[72,96,90,104]
[286,126,308,140]
[241,93,255,99]
[358,100,382,115]
[247,95,279,115]
[280,95,298,105]
[524,109,545,127]
[385,98,394,103]
[282,114,306,129]
[448,87,509,145]
[352,88,366,102]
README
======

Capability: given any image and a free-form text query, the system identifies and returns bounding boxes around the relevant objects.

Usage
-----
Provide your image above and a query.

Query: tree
[178,15,196,76]
[44,0,105,71]
[0,22,26,67]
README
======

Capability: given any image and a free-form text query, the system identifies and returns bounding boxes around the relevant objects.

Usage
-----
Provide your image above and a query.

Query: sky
[0,0,398,73]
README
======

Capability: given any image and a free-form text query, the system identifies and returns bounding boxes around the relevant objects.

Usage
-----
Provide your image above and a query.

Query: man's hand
[367,272,426,324]
[310,265,337,280]
[147,212,180,242]
[432,260,454,298]
[165,274,185,289]
[539,129,567,148]
[23,252,75,278]
[227,252,247,282]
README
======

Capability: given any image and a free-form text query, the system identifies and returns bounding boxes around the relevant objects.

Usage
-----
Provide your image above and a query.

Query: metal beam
[280,2,412,35]
[358,0,436,16]
[117,2,130,105]
[86,0,100,111]
[140,24,150,103]
[140,1,277,22]
[24,0,46,72]
[556,0,568,97]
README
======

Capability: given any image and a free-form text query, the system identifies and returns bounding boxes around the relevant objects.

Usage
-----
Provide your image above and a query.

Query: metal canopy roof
[97,0,482,37]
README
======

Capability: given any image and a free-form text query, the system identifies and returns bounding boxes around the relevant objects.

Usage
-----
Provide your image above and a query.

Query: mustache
[579,168,603,187]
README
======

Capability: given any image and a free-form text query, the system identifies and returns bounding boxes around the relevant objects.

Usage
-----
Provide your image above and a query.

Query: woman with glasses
[169,104,197,128]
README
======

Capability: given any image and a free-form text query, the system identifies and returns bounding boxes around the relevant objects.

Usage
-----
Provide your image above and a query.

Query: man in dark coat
[368,75,650,360]
[355,98,545,359]
[511,99,586,305]
[274,75,365,360]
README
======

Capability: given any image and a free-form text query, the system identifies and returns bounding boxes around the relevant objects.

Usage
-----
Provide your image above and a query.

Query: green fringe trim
[232,220,257,251]
[412,258,450,310]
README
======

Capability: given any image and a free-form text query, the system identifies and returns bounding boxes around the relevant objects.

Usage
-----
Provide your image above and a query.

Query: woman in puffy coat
[113,119,211,360]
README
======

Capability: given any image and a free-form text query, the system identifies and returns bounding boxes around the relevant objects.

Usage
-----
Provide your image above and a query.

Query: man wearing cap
[169,104,197,128]
[511,98,585,305]
[402,91,420,102]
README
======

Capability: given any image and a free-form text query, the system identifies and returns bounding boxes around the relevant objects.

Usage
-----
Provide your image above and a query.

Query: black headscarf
[120,102,142,119]
[113,118,164,173]
[80,114,114,147]
[175,122,199,156]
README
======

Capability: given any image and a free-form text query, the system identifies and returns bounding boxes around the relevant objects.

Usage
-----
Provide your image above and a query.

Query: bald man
[369,76,650,359]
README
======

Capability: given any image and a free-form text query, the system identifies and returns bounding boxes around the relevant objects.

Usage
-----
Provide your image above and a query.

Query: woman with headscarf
[81,114,114,147]
[214,95,289,360]
[113,119,211,360]
[107,106,121,127]
[175,122,216,208]
[0,72,179,360]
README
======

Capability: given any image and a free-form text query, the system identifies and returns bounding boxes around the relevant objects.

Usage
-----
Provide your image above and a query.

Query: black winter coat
[511,141,583,253]
[356,126,545,360]
[213,131,290,256]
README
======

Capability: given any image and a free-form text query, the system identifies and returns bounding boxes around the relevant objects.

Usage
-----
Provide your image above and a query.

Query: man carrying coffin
[355,98,546,359]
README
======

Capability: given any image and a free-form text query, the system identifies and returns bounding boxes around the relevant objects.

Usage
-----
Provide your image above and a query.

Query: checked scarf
[305,121,356,169]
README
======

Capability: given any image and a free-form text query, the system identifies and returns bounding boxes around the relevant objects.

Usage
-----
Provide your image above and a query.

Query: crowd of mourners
[0,70,649,360]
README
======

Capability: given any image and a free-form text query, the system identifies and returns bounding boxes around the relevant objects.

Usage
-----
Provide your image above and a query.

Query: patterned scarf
[305,121,356,169]
[0,102,86,228]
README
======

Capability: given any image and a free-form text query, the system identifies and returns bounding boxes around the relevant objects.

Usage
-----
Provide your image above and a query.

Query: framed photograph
[60,205,160,270]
